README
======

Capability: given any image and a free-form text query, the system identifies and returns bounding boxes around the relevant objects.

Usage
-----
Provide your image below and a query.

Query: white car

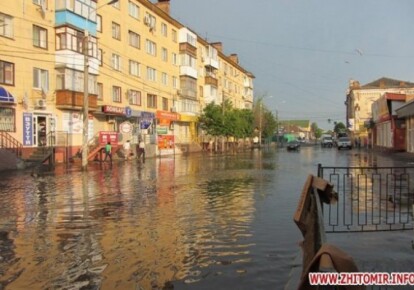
[337,137,352,150]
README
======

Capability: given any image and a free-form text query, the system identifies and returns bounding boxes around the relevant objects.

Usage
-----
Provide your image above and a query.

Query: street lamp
[82,0,118,170]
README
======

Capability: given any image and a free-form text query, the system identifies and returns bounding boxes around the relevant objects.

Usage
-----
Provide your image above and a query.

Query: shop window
[0,107,15,132]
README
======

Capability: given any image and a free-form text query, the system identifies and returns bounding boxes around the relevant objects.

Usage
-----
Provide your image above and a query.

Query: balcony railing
[56,90,98,110]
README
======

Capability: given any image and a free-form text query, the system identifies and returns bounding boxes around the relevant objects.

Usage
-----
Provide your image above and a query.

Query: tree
[334,122,346,135]
[311,122,323,139]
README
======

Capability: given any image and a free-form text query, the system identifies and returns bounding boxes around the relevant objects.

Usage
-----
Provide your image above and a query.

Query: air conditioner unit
[36,99,46,108]
[170,106,177,112]
[38,0,46,19]
[144,15,150,26]
[176,89,181,96]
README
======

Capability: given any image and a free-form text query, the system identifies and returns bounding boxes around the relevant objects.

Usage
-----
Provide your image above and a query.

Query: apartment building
[0,0,254,160]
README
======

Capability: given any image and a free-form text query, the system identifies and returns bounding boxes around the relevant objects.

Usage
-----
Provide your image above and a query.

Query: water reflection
[2,148,405,289]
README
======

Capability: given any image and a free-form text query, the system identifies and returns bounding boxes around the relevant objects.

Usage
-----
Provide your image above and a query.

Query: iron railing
[318,164,414,232]
[0,131,23,157]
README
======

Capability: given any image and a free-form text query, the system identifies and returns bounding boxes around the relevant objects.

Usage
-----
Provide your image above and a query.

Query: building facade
[0,0,254,162]
[345,77,414,147]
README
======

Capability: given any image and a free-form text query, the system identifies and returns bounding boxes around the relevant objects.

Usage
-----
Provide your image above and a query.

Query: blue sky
[169,0,414,130]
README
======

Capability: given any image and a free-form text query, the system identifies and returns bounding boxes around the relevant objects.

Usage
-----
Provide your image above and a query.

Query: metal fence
[317,164,414,232]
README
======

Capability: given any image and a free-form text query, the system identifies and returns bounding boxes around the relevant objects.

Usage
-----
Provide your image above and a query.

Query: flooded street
[0,146,411,289]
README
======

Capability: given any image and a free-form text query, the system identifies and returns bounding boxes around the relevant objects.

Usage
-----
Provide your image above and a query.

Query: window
[56,27,97,56]
[128,89,141,105]
[161,47,168,62]
[172,29,177,43]
[0,13,13,38]
[112,22,121,40]
[33,0,46,6]
[112,86,121,102]
[96,15,102,32]
[161,72,168,86]
[147,94,157,108]
[162,97,168,111]
[144,13,156,29]
[161,23,167,37]
[172,76,177,89]
[146,67,156,81]
[33,25,47,49]
[129,31,140,49]
[112,0,120,9]
[129,60,140,77]
[97,83,103,100]
[0,107,15,132]
[33,68,48,91]
[172,53,178,65]
[128,1,139,19]
[0,61,14,85]
[98,49,103,66]
[112,54,121,71]
[145,40,156,56]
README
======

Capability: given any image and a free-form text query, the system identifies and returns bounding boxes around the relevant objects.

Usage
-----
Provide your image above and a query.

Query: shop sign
[125,106,132,118]
[141,119,152,129]
[23,112,33,146]
[120,121,133,134]
[142,111,155,119]
[99,131,118,145]
[102,105,125,115]
[156,126,168,135]
[158,135,174,149]
[156,111,179,121]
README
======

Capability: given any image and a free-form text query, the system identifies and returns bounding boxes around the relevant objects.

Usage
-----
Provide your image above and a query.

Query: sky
[168,0,414,130]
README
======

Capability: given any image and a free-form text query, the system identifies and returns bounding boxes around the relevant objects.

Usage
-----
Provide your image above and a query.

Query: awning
[0,86,15,103]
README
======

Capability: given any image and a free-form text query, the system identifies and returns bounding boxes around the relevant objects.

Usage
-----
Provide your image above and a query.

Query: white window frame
[0,13,13,38]
[128,89,141,106]
[129,30,140,49]
[145,39,156,56]
[112,22,121,40]
[97,82,103,100]
[33,68,49,91]
[161,47,168,62]
[146,67,156,82]
[33,25,47,49]
[129,60,140,77]
[128,1,140,19]
[172,53,178,65]
[112,86,121,102]
[172,76,177,89]
[161,72,168,86]
[112,54,121,71]
[161,23,167,37]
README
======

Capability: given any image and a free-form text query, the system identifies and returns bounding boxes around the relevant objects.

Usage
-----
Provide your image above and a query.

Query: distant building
[345,77,414,147]
[278,120,311,140]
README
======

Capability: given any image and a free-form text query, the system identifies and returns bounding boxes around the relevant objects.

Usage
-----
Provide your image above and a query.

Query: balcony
[56,90,98,110]
[179,43,197,57]
[205,75,218,87]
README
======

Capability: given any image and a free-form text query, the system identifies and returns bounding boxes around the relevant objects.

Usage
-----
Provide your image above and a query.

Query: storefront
[156,110,179,156]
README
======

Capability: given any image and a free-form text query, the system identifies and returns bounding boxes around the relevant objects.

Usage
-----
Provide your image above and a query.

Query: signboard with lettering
[102,105,125,115]
[119,121,133,134]
[23,112,32,146]
[99,131,118,145]
[158,135,174,149]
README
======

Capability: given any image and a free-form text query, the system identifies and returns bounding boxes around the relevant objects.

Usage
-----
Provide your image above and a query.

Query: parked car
[337,137,352,150]
[287,140,300,151]
[321,136,333,148]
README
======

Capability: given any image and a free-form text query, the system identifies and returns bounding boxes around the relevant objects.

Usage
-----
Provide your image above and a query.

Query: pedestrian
[137,139,145,163]
[123,140,131,160]
[104,141,112,163]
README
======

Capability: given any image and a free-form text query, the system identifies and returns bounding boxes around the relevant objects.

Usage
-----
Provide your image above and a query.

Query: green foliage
[334,122,346,134]
[199,101,254,138]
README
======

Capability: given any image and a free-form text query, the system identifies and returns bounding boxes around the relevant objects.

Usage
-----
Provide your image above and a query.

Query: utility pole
[259,102,262,148]
[81,0,119,171]
[82,31,89,170]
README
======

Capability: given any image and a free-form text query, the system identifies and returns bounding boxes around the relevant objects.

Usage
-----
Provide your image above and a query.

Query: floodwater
[0,146,412,289]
